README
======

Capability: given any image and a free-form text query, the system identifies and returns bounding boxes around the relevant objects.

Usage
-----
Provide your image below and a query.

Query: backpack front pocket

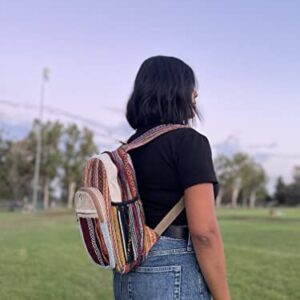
[111,197,143,265]
[74,187,115,269]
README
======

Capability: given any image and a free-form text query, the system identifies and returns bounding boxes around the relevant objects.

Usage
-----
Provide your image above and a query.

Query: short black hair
[125,55,201,130]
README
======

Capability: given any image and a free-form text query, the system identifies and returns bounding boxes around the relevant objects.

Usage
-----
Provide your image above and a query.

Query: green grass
[0,208,299,300]
[217,207,300,220]
[0,209,112,300]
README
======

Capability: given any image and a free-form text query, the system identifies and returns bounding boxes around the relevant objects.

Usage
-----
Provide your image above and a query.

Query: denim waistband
[147,232,195,257]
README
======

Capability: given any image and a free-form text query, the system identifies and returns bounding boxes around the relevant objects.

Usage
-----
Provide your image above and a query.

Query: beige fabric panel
[91,154,122,203]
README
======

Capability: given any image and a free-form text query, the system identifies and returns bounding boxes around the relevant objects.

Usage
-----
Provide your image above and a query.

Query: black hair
[125,55,201,130]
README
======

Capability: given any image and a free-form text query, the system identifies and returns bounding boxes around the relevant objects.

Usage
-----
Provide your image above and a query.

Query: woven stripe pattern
[75,123,190,273]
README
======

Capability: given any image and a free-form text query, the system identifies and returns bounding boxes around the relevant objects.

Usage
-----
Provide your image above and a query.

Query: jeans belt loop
[187,232,194,252]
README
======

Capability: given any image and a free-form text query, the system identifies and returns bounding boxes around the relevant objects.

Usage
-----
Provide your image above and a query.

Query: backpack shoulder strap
[120,123,191,152]
[154,196,185,236]
[120,123,190,236]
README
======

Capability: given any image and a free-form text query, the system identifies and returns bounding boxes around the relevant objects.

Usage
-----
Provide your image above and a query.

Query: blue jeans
[113,234,212,300]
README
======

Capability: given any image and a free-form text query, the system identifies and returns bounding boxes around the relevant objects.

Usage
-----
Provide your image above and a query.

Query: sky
[0,0,299,192]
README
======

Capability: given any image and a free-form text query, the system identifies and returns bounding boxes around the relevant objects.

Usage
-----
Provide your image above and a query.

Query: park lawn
[220,219,300,300]
[217,207,300,220]
[0,208,299,300]
[0,210,113,300]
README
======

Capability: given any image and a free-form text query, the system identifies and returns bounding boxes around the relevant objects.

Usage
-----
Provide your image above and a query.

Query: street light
[32,67,50,211]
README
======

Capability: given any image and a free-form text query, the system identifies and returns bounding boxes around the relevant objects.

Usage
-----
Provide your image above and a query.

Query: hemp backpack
[74,123,190,274]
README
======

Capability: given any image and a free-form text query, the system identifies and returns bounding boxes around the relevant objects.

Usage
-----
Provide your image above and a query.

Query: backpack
[74,123,190,274]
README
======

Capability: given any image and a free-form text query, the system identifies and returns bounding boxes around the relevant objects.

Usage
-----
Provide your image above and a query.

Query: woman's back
[127,125,219,229]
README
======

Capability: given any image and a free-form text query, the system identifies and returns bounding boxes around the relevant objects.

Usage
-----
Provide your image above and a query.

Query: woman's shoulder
[171,126,208,138]
[168,127,219,192]
[165,127,211,149]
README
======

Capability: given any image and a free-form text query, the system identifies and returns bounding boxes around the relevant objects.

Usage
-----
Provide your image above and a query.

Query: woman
[113,56,231,300]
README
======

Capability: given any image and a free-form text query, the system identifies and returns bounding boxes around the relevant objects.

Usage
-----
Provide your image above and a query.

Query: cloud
[247,141,278,149]
[212,134,241,156]
[0,98,133,146]
[212,133,300,193]
[0,120,32,140]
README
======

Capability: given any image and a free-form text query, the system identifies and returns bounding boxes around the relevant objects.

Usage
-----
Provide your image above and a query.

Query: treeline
[274,169,300,206]
[215,153,267,208]
[0,120,299,210]
[0,119,98,210]
[215,153,300,207]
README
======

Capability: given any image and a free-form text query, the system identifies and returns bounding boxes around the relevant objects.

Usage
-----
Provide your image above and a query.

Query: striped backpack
[74,123,190,274]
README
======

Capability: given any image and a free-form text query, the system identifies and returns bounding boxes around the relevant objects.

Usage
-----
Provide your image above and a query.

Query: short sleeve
[174,128,219,198]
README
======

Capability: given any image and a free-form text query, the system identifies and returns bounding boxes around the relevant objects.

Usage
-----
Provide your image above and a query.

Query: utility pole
[32,68,50,211]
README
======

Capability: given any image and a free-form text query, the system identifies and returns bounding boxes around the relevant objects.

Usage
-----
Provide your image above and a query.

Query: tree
[274,177,287,205]
[293,166,300,185]
[3,138,34,204]
[230,153,251,208]
[215,152,268,208]
[240,161,267,208]
[214,155,234,207]
[25,119,64,209]
[60,124,98,208]
[0,120,99,209]
[285,166,300,206]
[273,167,300,206]
[0,130,10,200]
[40,120,64,209]
[248,165,267,208]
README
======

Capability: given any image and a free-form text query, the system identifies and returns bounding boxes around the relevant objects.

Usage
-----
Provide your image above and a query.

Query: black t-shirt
[126,125,219,229]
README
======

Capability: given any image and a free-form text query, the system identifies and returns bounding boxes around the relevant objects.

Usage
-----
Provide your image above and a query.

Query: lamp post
[32,68,50,211]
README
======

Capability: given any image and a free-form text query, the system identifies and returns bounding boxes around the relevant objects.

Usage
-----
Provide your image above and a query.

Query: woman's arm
[184,182,231,300]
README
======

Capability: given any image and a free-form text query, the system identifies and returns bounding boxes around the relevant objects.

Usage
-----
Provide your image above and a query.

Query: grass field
[0,207,299,300]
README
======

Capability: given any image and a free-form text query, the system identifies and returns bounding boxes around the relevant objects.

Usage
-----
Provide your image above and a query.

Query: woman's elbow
[190,227,220,247]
